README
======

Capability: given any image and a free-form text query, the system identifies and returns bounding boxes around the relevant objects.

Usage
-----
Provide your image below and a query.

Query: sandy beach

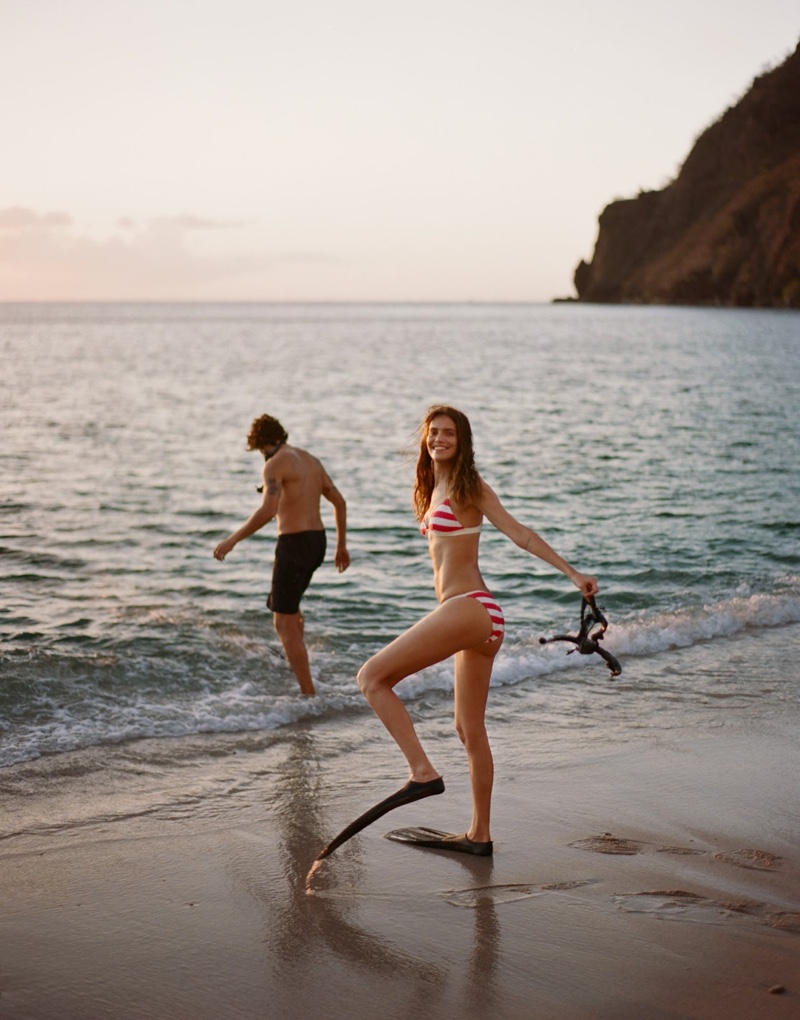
[2,701,799,1020]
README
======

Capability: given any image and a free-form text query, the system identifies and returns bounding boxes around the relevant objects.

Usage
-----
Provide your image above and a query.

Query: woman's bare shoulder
[475,477,501,510]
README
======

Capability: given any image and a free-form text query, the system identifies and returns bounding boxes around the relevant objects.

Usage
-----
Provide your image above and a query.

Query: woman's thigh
[363,596,494,687]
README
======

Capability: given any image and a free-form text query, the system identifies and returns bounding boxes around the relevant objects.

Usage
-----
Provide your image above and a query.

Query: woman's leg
[453,642,501,842]
[357,596,493,782]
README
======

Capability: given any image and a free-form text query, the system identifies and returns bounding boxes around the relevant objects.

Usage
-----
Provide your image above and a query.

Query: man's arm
[213,468,282,561]
[321,470,350,573]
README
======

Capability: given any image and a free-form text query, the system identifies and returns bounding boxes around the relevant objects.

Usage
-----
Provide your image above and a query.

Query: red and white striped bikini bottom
[448,589,505,643]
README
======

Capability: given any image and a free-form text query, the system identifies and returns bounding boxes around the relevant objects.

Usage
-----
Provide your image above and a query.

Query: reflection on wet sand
[270,730,442,990]
[263,727,503,1017]
[389,840,502,1016]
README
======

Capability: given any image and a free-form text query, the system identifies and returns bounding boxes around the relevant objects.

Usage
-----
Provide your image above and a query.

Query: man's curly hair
[247,414,288,451]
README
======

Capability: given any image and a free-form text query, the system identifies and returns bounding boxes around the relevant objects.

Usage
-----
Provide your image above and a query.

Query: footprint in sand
[612,890,756,926]
[768,913,800,934]
[713,848,783,871]
[569,833,782,870]
[569,835,648,855]
[613,891,800,937]
[569,834,703,856]
[441,877,800,936]
[443,879,597,909]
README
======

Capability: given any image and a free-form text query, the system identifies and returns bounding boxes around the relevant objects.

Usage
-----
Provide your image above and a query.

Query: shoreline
[2,722,798,1020]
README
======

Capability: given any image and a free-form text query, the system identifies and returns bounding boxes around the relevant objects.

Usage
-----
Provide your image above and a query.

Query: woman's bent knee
[357,661,383,699]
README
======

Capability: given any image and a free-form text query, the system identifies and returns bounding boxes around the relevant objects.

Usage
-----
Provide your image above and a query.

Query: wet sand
[2,720,798,1020]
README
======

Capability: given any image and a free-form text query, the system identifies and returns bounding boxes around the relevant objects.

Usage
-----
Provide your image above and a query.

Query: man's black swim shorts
[267,530,327,615]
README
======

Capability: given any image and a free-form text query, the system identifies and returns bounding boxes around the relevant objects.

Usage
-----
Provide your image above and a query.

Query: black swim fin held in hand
[315,776,445,861]
[539,595,622,678]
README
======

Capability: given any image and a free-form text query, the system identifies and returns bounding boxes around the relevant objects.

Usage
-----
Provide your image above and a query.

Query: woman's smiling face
[426,415,458,464]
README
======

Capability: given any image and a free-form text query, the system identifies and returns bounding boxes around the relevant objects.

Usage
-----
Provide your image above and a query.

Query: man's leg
[273,610,315,696]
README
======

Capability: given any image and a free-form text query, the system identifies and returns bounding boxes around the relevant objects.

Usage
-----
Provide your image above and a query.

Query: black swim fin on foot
[316,777,445,861]
[385,826,493,857]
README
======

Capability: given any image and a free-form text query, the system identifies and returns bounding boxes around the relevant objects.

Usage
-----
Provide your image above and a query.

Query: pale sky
[2,0,798,302]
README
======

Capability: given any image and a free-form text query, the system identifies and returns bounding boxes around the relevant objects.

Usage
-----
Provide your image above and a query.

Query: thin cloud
[0,207,73,230]
[0,207,334,300]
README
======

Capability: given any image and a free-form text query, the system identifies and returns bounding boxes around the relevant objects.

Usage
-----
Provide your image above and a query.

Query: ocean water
[1,302,799,774]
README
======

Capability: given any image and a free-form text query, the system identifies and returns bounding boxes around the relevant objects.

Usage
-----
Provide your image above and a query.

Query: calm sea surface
[1,302,799,772]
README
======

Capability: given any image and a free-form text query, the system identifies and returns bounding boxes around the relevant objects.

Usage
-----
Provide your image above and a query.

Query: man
[213,414,350,696]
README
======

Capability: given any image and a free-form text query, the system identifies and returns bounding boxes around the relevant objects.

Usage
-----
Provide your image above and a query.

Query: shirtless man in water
[213,414,350,696]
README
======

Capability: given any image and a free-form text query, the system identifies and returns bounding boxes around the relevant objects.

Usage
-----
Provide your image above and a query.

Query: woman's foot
[400,776,445,798]
[384,827,493,856]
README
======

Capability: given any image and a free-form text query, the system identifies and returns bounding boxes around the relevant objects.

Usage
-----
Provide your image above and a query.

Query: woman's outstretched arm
[476,481,598,597]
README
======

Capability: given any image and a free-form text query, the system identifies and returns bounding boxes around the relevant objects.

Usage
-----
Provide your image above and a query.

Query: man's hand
[335,547,350,573]
[214,537,236,561]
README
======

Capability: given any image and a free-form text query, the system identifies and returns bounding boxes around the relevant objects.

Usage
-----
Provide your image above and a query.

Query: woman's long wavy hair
[413,405,481,520]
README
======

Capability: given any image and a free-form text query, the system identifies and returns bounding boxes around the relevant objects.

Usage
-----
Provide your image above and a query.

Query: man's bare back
[266,446,328,535]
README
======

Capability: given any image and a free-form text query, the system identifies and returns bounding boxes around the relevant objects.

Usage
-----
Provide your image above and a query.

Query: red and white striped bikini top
[420,498,483,537]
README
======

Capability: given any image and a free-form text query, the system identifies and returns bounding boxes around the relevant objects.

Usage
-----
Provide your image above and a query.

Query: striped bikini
[421,498,505,643]
[420,497,483,537]
[450,589,505,643]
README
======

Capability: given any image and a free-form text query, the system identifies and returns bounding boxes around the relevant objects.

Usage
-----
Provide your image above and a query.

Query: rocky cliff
[574,41,800,307]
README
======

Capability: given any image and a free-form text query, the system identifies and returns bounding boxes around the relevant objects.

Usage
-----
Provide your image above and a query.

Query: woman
[355,405,598,856]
